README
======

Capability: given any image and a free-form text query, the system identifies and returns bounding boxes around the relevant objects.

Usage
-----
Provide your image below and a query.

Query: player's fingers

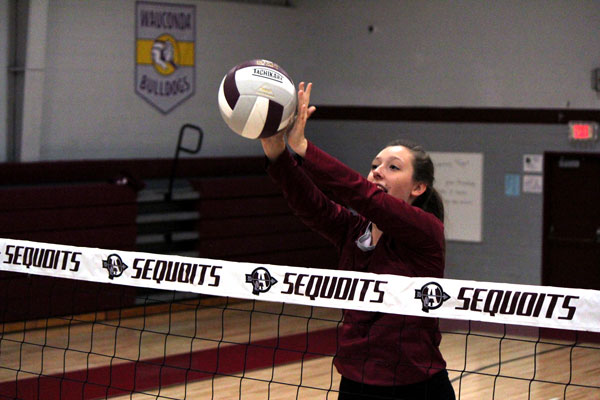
[304,82,312,100]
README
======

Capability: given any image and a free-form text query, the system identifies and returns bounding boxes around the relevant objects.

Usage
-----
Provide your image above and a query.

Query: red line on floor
[0,327,338,400]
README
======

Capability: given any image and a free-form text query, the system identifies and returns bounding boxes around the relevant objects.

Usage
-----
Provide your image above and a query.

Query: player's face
[367,145,425,204]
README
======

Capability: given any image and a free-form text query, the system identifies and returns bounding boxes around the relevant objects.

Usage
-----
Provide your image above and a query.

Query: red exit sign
[568,121,598,142]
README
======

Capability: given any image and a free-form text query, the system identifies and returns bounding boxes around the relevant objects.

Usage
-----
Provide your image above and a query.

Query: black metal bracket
[167,124,203,201]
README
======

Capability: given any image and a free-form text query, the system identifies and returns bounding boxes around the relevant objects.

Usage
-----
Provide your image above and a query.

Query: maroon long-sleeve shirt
[267,141,447,386]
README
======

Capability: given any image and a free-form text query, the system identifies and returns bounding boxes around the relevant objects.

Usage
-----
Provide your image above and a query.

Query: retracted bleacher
[0,157,337,323]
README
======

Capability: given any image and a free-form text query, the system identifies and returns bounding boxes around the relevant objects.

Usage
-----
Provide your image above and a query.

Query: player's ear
[411,182,427,199]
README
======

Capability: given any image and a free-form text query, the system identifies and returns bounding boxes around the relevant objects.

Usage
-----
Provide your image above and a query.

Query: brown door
[542,152,600,290]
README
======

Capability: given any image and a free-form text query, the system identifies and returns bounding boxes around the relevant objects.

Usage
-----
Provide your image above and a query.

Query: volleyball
[218,59,297,139]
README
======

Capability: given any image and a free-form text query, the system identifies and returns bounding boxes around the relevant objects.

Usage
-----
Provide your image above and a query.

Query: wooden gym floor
[1,299,599,400]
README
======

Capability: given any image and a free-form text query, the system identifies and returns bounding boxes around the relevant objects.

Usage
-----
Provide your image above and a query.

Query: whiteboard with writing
[429,152,483,242]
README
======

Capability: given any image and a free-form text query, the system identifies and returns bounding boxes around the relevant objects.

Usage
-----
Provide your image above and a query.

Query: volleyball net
[0,237,599,399]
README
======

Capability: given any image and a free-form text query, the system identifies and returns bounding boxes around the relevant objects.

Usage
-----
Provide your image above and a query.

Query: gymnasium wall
[35,0,299,160]
[9,0,600,160]
[0,2,9,162]
[4,0,600,285]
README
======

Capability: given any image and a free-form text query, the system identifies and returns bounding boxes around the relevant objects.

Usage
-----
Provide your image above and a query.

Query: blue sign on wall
[504,174,521,197]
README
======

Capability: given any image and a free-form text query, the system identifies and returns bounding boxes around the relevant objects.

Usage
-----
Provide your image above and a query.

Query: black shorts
[338,370,455,400]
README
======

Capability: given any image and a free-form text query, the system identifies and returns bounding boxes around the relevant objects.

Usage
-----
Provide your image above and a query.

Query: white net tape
[1,237,599,332]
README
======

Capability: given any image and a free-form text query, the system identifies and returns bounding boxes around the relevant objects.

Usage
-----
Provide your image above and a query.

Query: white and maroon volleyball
[218,59,297,139]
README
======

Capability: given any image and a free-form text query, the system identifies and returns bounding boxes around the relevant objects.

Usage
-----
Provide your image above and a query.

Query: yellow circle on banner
[151,34,179,76]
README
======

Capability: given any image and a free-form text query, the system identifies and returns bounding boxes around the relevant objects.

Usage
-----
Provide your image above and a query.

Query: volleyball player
[260,82,456,400]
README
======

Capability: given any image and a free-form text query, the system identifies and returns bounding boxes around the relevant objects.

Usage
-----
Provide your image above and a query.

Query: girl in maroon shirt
[262,83,455,400]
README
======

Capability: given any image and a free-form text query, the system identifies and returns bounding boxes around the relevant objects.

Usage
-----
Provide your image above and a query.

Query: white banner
[135,1,196,113]
[1,238,599,333]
